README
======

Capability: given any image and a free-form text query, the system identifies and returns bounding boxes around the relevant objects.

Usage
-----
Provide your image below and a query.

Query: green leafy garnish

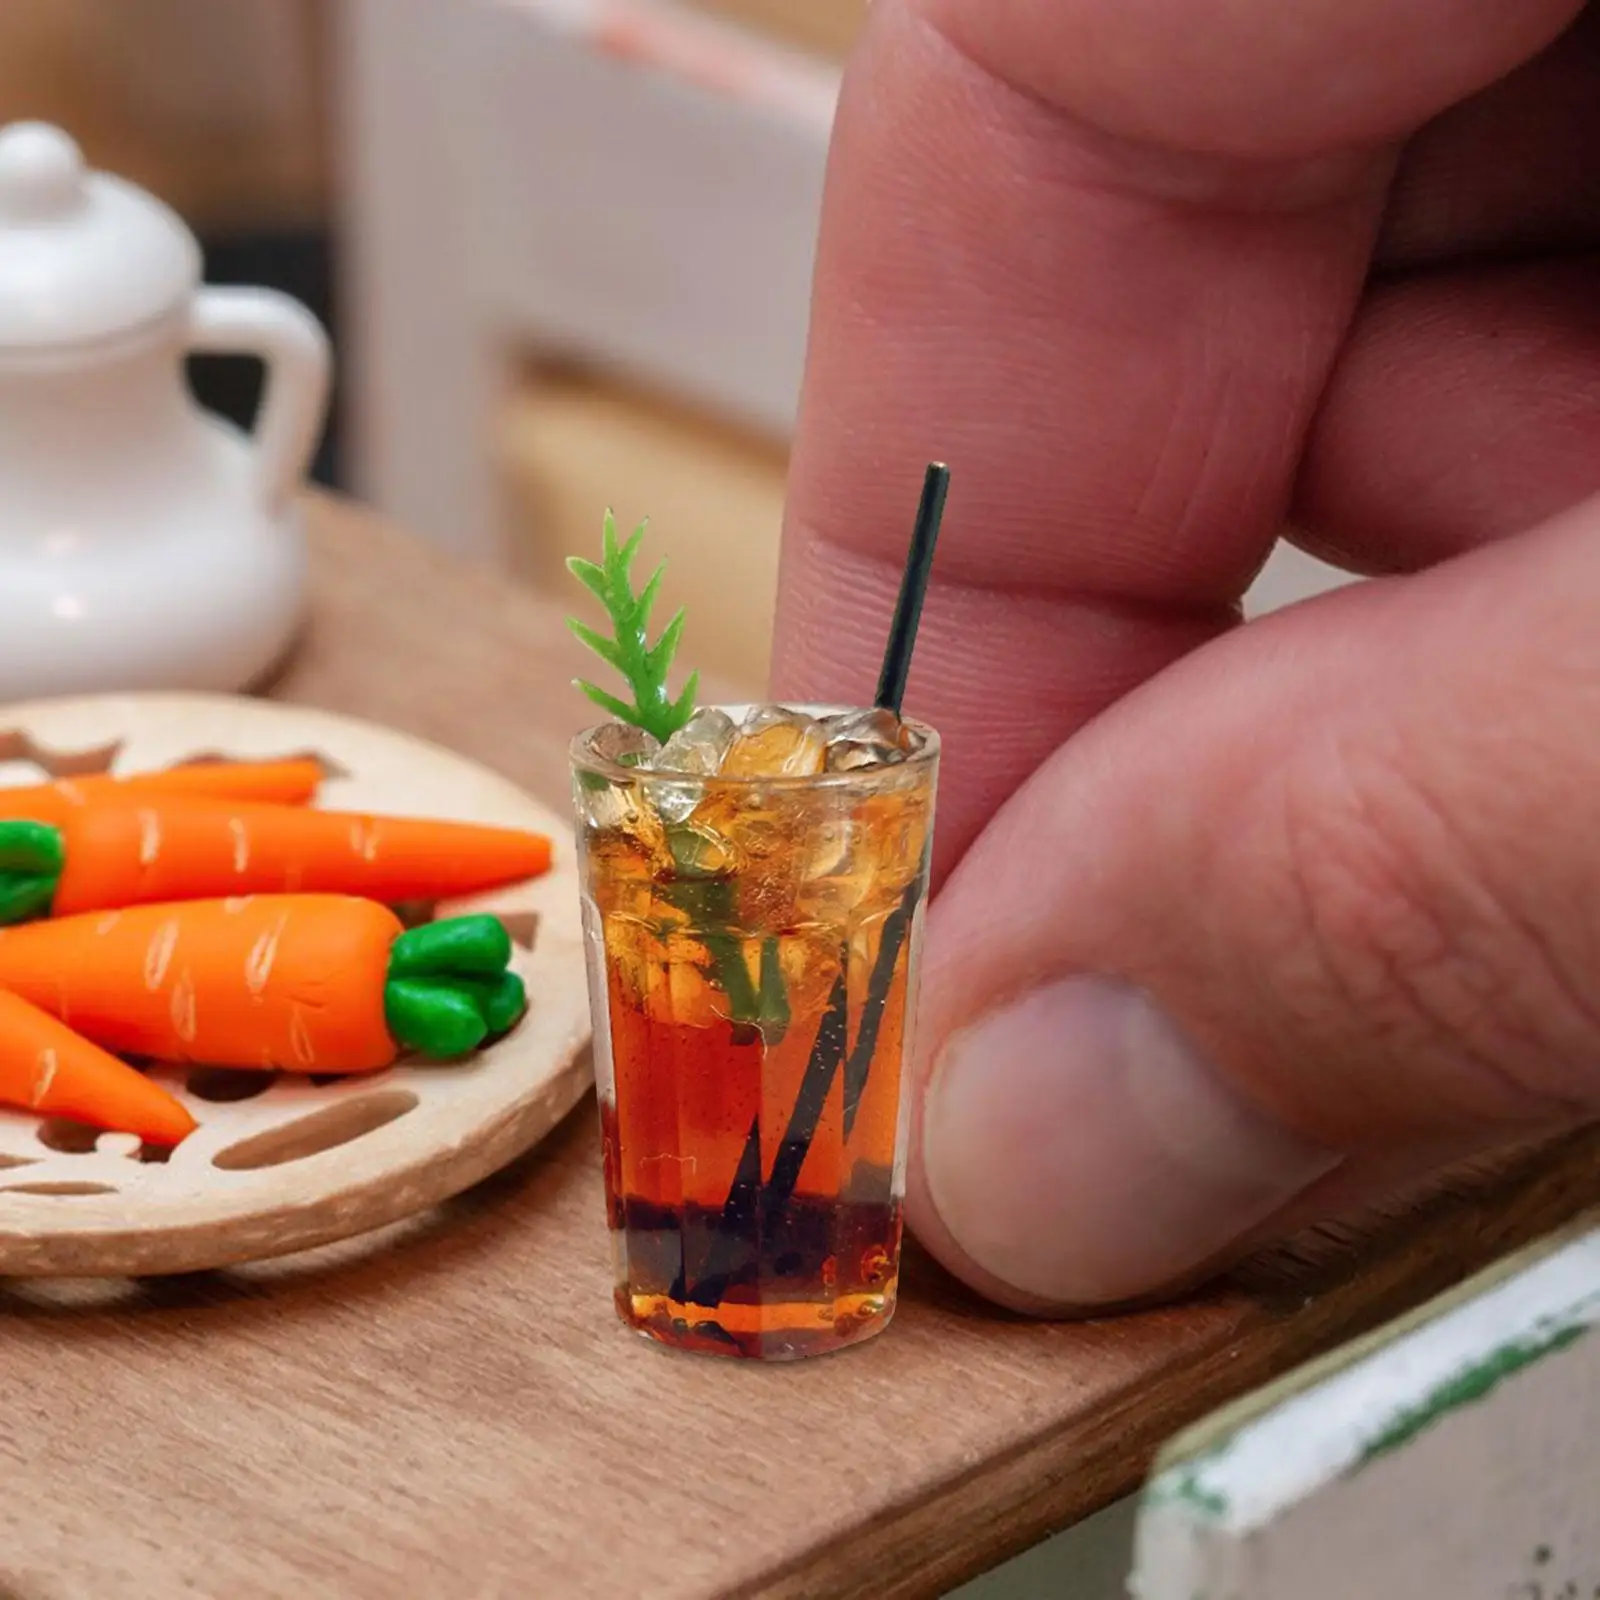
[566,509,700,744]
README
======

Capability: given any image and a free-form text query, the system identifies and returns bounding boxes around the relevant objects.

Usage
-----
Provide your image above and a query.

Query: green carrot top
[566,510,700,745]
[384,914,526,1058]
[0,820,63,925]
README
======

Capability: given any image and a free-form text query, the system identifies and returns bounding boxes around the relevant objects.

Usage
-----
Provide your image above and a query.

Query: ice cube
[576,781,668,859]
[685,783,804,927]
[742,703,808,733]
[820,707,909,772]
[663,819,738,878]
[656,707,737,775]
[827,742,898,774]
[723,705,827,779]
[574,724,667,843]
[798,816,872,913]
[589,722,662,767]
[574,772,636,834]
[634,709,736,822]
[643,778,702,826]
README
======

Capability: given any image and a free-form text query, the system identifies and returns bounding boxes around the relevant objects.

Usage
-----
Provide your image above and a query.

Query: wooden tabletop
[3,494,1597,1600]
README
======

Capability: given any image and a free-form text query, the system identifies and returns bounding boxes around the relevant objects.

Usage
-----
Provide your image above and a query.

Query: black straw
[874,463,950,718]
[689,462,949,1309]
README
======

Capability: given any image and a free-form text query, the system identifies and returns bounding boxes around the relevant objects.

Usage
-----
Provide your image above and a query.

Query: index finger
[769,0,1581,879]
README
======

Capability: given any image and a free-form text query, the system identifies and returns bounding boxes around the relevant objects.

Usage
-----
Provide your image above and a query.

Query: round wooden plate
[0,693,592,1277]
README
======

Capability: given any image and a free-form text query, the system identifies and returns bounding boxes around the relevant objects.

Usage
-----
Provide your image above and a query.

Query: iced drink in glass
[572,703,938,1359]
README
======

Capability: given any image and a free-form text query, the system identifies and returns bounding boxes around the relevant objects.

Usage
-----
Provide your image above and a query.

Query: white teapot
[0,122,332,698]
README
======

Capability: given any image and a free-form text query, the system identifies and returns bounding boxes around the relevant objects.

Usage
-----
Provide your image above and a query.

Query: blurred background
[0,0,1346,704]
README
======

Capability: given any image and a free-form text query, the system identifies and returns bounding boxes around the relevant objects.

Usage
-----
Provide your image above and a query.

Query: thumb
[909,495,1600,1312]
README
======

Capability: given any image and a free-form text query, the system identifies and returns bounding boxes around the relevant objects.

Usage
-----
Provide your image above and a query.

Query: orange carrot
[0,895,526,1073]
[0,990,196,1145]
[0,758,324,827]
[0,796,552,922]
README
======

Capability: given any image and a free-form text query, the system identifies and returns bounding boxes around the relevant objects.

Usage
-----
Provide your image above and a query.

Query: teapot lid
[0,121,200,352]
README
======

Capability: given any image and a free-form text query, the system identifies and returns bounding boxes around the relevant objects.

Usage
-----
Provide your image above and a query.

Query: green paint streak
[1146,1454,1229,1521]
[1358,1321,1589,1466]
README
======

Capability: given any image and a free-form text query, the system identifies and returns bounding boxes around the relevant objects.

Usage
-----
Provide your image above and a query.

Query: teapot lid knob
[0,120,199,353]
[0,123,86,223]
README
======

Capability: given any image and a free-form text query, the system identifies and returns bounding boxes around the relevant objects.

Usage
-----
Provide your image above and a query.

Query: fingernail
[922,977,1341,1307]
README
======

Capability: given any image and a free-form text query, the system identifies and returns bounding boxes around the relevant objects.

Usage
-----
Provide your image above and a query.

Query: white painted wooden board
[336,0,1360,630]
[1133,1215,1600,1600]
[462,0,837,444]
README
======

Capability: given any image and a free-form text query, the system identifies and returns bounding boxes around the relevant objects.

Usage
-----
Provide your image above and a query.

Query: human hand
[770,0,1600,1311]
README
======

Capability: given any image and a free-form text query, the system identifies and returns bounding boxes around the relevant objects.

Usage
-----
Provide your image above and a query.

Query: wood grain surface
[1,493,1595,1600]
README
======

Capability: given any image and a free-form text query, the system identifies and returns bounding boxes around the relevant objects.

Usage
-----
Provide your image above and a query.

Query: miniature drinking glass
[572,706,939,1360]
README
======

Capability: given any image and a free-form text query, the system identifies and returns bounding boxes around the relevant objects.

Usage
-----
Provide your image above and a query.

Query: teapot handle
[187,288,333,515]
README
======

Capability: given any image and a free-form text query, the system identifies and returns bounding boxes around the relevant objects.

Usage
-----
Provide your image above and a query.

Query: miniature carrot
[0,990,196,1146]
[0,895,526,1072]
[0,758,324,827]
[0,797,553,923]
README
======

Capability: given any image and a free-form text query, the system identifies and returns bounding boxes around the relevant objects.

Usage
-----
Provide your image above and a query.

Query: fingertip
[909,975,1341,1310]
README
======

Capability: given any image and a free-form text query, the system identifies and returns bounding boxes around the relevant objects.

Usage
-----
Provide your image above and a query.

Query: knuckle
[1270,733,1600,1124]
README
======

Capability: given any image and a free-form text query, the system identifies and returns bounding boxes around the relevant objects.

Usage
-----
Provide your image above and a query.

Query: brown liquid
[598,930,910,1360]
[577,750,932,1359]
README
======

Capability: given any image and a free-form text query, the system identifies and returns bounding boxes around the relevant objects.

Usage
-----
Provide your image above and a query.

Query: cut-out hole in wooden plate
[187,1067,277,1103]
[168,747,347,781]
[36,1118,102,1155]
[0,730,123,778]
[499,911,541,950]
[212,1089,421,1172]
[4,1182,116,1197]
